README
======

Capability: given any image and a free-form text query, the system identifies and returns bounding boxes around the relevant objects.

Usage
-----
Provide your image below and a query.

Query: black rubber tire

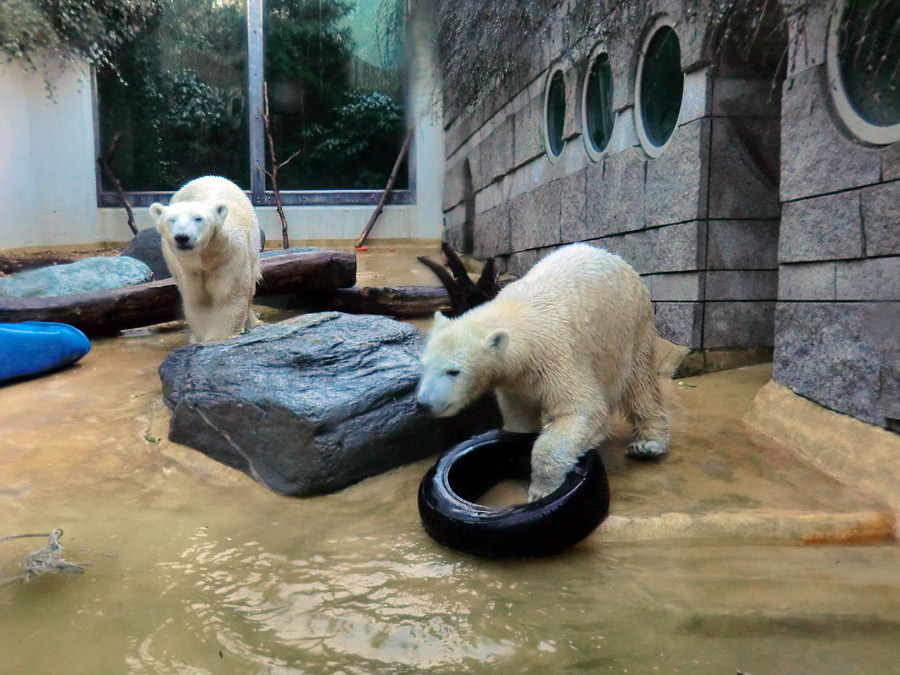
[418,429,610,557]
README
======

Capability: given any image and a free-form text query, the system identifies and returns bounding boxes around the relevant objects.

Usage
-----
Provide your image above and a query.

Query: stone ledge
[673,347,774,378]
[744,380,900,514]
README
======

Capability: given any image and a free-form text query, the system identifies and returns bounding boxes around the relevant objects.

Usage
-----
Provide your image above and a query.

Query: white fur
[417,243,668,500]
[150,176,261,342]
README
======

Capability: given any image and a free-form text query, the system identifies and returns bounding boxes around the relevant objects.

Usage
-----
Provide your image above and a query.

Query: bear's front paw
[626,439,668,459]
[527,479,560,502]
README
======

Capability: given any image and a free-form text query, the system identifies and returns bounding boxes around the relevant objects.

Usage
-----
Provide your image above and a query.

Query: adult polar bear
[150,176,261,342]
[416,243,668,501]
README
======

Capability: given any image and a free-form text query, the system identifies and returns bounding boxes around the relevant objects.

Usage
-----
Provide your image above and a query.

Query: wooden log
[256,249,356,295]
[0,249,356,337]
[318,285,450,318]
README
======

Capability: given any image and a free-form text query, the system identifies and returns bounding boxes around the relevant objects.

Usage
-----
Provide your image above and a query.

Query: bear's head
[149,200,229,253]
[416,311,510,417]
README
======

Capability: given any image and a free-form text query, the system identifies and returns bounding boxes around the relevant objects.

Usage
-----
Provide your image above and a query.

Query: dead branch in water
[262,82,302,250]
[355,128,413,249]
[97,132,137,237]
[0,529,114,585]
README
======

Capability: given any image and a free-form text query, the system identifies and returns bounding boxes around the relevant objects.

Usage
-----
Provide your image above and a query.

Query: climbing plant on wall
[435,0,899,114]
[0,0,163,70]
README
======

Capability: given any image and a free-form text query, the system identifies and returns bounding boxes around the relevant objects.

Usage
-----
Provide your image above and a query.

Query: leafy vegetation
[263,0,407,189]
[0,0,162,69]
[93,0,406,191]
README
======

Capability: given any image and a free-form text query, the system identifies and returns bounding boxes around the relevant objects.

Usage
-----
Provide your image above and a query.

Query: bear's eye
[446,369,460,377]
[194,216,203,223]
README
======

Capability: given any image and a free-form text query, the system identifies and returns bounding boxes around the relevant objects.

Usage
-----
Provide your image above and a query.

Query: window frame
[93,0,413,208]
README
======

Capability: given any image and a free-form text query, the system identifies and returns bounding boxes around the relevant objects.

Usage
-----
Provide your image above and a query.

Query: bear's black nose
[416,399,433,414]
[174,234,191,247]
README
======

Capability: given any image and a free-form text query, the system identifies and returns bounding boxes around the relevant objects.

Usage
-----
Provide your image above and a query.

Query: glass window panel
[263,0,408,190]
[639,25,683,148]
[585,52,614,154]
[546,70,566,157]
[838,0,900,128]
[96,0,250,191]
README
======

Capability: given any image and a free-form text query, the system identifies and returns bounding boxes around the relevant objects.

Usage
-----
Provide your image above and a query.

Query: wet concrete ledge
[745,380,900,515]
[597,509,896,546]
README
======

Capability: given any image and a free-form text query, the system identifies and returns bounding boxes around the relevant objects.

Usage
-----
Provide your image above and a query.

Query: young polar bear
[416,243,668,501]
[150,176,261,342]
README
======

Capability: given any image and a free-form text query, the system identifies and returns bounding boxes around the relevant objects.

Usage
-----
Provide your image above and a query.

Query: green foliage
[0,0,162,69]
[97,0,247,190]
[263,0,407,189]
[93,0,406,191]
[303,90,406,189]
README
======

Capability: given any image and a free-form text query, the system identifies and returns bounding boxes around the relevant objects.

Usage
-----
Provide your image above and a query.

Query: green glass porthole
[545,69,566,158]
[637,23,684,154]
[584,51,615,156]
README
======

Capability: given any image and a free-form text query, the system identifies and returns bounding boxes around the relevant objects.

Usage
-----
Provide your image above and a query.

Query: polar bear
[149,176,261,342]
[416,243,668,501]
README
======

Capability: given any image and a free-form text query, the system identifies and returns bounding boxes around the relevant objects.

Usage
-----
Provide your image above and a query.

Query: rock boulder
[0,256,153,299]
[158,312,500,496]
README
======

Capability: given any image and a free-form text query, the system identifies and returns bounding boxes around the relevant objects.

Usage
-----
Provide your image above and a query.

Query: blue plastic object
[0,322,91,383]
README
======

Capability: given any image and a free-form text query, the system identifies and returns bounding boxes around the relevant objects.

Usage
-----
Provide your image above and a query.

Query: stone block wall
[774,1,899,429]
[441,0,897,429]
[441,0,782,354]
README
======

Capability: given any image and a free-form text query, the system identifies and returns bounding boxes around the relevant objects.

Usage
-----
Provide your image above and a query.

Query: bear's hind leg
[623,358,669,459]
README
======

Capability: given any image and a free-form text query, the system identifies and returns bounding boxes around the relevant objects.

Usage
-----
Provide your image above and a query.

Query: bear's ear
[149,203,166,222]
[212,202,229,223]
[484,329,510,354]
[432,311,448,328]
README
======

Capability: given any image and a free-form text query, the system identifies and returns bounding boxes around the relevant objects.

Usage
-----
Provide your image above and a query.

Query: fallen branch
[0,249,357,336]
[355,128,414,249]
[97,132,137,237]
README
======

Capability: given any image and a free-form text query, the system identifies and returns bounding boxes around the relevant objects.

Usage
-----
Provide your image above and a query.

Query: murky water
[2,246,899,674]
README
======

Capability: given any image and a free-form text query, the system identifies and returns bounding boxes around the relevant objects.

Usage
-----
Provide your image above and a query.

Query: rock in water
[158,312,499,496]
[0,256,153,299]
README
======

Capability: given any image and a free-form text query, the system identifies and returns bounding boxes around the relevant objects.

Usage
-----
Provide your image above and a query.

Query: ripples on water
[133,527,519,673]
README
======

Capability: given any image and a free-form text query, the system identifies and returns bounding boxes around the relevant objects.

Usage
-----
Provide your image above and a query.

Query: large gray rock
[122,228,170,280]
[0,256,153,299]
[159,312,500,497]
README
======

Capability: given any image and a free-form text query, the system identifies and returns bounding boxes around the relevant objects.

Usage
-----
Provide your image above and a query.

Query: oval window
[636,21,684,156]
[583,50,615,158]
[545,68,567,160]
[827,0,900,144]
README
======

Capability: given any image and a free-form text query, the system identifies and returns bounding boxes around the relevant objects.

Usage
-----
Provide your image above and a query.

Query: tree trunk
[318,285,450,318]
[0,250,356,337]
